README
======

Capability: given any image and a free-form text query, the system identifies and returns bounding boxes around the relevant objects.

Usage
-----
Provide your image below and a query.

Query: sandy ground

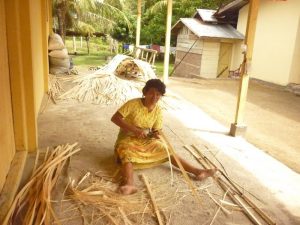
[168,77,300,173]
[33,75,300,224]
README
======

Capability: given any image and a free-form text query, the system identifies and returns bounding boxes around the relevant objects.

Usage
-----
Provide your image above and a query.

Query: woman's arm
[111,112,147,138]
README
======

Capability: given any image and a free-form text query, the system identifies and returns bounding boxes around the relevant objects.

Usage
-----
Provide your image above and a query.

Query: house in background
[217,0,300,86]
[171,9,244,79]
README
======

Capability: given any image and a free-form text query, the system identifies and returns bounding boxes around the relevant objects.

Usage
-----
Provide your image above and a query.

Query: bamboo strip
[140,174,164,225]
[31,147,40,178]
[217,179,262,225]
[191,145,275,225]
[209,190,229,225]
[206,189,231,215]
[76,172,91,189]
[184,145,212,169]
[160,133,202,205]
[2,143,80,225]
[118,207,133,225]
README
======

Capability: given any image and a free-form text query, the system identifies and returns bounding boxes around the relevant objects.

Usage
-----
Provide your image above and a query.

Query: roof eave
[214,0,249,16]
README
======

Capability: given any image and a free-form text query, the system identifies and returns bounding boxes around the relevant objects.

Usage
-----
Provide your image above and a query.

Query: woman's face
[144,87,162,105]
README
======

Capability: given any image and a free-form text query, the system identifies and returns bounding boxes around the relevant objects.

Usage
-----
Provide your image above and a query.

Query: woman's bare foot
[119,185,138,195]
[195,168,218,181]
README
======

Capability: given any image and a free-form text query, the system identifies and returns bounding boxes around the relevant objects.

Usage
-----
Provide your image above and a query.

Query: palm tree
[52,0,130,41]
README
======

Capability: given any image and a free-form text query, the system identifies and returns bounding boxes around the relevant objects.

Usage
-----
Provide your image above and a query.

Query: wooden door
[0,0,16,192]
[217,42,233,78]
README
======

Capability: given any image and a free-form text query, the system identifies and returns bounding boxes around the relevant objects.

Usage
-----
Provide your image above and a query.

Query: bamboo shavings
[58,172,181,225]
[2,143,81,225]
[48,74,64,102]
[59,72,143,106]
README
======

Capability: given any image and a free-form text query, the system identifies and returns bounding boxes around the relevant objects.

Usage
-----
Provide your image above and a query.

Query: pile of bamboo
[59,72,143,105]
[184,144,276,225]
[41,74,65,112]
[48,74,64,101]
[58,172,180,225]
[58,53,159,106]
[2,143,81,225]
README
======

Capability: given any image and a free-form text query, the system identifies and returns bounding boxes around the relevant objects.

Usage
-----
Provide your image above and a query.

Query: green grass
[65,36,114,68]
[155,60,174,77]
[65,36,174,76]
[70,53,108,67]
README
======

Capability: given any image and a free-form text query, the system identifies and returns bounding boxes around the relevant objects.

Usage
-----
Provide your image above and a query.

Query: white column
[136,0,141,47]
[73,36,76,53]
[163,0,173,84]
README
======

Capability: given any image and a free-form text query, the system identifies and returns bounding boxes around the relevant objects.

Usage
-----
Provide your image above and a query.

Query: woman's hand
[151,130,160,139]
[132,127,147,139]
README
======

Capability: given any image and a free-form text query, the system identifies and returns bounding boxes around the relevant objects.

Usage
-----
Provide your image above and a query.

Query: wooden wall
[174,29,203,78]
[173,50,202,77]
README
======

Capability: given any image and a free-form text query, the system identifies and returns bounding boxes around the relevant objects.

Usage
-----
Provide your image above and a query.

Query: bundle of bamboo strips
[2,143,81,225]
[184,144,276,225]
[59,72,143,105]
[48,74,64,102]
[58,172,180,225]
[41,74,65,113]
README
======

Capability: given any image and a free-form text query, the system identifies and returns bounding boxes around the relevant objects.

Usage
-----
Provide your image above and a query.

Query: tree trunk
[57,1,67,42]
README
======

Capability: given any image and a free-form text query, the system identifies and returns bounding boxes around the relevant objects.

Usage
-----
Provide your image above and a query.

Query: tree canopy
[52,0,232,45]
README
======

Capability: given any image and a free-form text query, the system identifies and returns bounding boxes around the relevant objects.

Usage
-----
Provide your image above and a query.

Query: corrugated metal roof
[195,9,218,23]
[172,18,244,40]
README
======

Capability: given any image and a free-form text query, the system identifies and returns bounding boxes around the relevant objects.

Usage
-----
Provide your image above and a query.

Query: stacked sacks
[48,33,70,74]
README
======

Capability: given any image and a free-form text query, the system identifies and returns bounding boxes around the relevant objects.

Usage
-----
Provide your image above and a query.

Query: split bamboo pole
[159,132,202,205]
[140,174,164,225]
[217,179,262,225]
[191,145,275,225]
[185,144,276,225]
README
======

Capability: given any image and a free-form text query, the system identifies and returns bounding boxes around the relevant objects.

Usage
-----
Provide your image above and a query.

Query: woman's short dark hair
[142,79,166,96]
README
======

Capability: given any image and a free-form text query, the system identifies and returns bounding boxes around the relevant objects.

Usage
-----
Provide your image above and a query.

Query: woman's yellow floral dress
[115,98,170,169]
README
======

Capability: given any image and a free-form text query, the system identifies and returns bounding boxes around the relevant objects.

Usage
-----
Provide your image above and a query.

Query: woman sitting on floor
[111,79,216,195]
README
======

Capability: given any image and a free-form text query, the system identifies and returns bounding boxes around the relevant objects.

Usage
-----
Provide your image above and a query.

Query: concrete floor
[168,77,300,173]
[37,79,300,224]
